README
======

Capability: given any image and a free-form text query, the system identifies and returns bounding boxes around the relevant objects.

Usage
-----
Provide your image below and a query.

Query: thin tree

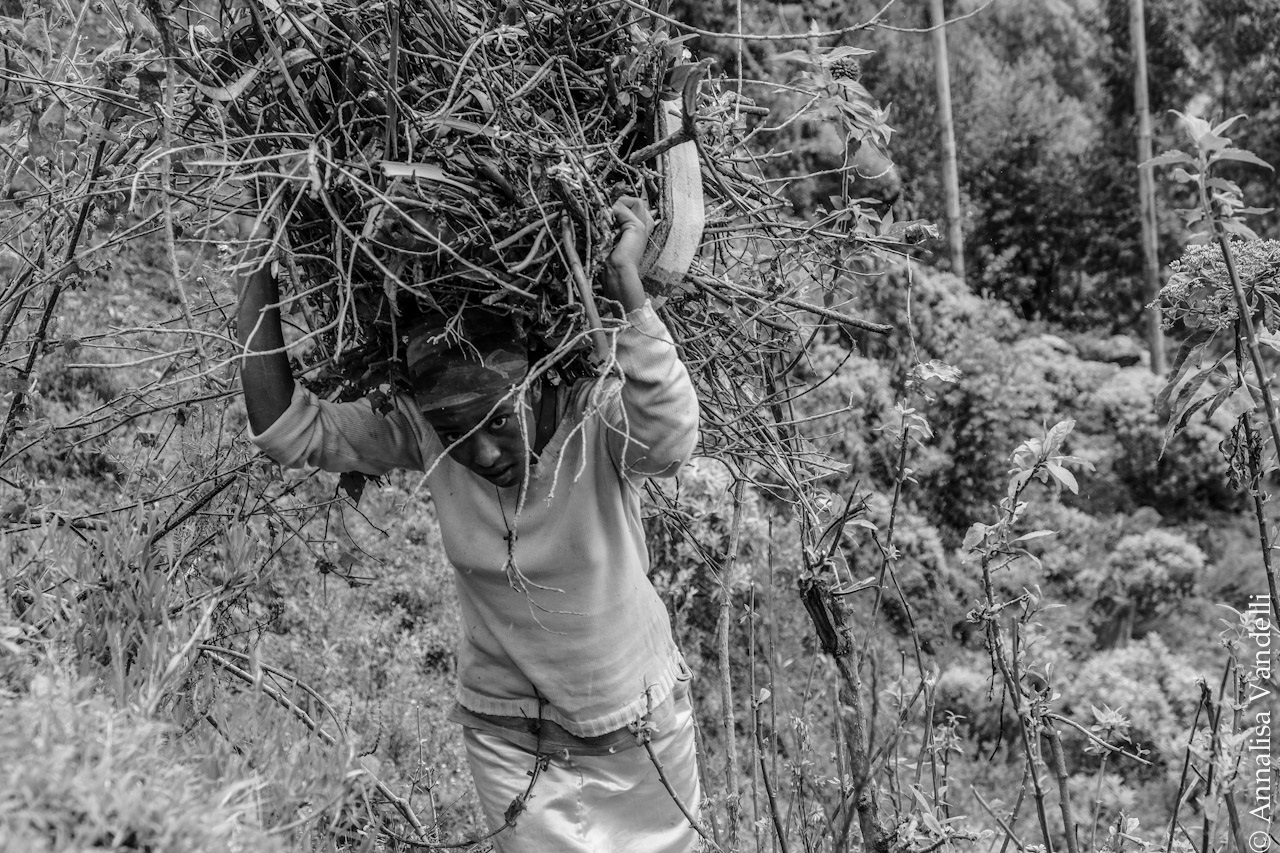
[1130,0,1168,373]
[929,0,965,280]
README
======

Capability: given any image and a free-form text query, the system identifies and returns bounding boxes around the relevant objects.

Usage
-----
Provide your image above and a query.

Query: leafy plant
[1081,529,1205,647]
[1147,112,1280,618]
[0,676,285,853]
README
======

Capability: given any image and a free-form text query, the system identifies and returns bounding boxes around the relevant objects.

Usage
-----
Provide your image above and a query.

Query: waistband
[449,671,692,759]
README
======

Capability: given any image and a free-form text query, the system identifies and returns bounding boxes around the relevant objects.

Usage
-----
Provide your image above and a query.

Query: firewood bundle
[147,0,895,478]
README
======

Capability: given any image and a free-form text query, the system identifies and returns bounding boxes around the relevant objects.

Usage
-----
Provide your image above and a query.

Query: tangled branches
[1,0,913,490]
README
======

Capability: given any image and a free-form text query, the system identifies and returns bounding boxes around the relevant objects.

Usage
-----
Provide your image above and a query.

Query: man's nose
[472,435,502,468]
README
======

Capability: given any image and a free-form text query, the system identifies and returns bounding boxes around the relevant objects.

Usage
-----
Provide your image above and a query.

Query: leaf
[1198,128,1234,153]
[909,787,946,836]
[1155,328,1217,416]
[1171,167,1196,184]
[192,65,262,102]
[1263,294,1280,333]
[1180,207,1207,226]
[1044,463,1079,494]
[137,67,165,107]
[1221,220,1261,240]
[961,523,990,553]
[1007,467,1034,499]
[1141,149,1194,170]
[1169,355,1228,423]
[821,45,875,61]
[1169,394,1218,447]
[1172,110,1212,144]
[1012,530,1057,544]
[1202,380,1244,421]
[380,161,479,195]
[37,101,67,141]
[1059,455,1096,473]
[1208,379,1259,420]
[664,63,701,97]
[1208,146,1269,169]
[1011,439,1039,472]
[1160,353,1230,451]
[1203,177,1244,195]
[1043,419,1076,458]
[912,359,962,384]
[338,471,367,503]
[881,218,938,244]
[1211,114,1247,137]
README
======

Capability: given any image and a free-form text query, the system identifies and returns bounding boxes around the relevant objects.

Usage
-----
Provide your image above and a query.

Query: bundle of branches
[0,0,907,492]
[140,0,898,477]
[153,1,711,382]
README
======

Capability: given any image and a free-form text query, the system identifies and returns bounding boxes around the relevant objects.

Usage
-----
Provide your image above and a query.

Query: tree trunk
[1130,0,1168,374]
[930,0,965,281]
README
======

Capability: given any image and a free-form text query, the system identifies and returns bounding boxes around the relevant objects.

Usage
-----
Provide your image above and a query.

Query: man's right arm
[237,259,295,435]
[234,256,431,475]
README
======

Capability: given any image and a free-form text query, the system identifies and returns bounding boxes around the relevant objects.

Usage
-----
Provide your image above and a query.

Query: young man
[237,197,702,852]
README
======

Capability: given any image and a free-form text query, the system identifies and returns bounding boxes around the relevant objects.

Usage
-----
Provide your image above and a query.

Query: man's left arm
[600,197,700,478]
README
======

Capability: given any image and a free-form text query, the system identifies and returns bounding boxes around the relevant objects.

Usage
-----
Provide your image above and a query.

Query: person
[236,196,703,852]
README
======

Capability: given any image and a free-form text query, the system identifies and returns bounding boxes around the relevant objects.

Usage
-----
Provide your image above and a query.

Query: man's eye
[489,416,509,432]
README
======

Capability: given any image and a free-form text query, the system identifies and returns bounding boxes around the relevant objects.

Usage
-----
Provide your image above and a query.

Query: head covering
[405,309,528,412]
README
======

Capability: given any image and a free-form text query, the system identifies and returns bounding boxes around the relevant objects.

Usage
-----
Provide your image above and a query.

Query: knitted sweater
[250,303,699,737]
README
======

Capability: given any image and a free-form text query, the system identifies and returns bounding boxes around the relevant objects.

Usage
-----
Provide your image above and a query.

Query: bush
[1064,635,1201,773]
[789,342,899,482]
[932,662,1006,754]
[1077,366,1239,518]
[0,675,283,853]
[1008,499,1109,595]
[646,457,775,659]
[842,494,980,654]
[858,268,1117,538]
[1080,529,1206,647]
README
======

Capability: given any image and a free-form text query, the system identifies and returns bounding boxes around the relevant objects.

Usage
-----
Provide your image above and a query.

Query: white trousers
[462,687,702,853]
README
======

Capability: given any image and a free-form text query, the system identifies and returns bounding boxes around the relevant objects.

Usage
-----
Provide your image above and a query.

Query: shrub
[0,674,284,853]
[789,342,898,482]
[1081,529,1206,647]
[1064,635,1201,773]
[860,268,1116,538]
[844,494,980,654]
[1078,366,1239,518]
[646,457,774,656]
[932,662,1006,754]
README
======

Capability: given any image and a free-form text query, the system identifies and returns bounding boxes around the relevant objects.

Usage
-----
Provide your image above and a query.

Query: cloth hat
[405,309,528,412]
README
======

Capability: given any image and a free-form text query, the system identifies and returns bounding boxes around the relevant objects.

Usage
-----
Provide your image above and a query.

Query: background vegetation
[1,0,1277,851]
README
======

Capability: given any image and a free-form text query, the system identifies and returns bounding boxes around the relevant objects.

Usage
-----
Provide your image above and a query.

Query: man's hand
[603,195,654,314]
[608,195,654,272]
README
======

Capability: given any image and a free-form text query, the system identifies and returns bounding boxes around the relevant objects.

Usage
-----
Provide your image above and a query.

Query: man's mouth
[484,465,518,487]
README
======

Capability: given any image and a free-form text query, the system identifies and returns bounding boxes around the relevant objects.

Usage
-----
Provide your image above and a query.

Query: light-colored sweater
[250,303,700,737]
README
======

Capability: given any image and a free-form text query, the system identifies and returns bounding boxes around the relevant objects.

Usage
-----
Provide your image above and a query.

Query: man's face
[425,388,530,489]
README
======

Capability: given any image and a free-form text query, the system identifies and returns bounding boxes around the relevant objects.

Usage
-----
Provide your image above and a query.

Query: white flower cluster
[1155,239,1280,331]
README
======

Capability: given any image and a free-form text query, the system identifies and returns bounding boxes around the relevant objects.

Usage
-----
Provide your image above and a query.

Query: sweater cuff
[623,299,661,331]
[246,383,315,455]
[616,300,674,378]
